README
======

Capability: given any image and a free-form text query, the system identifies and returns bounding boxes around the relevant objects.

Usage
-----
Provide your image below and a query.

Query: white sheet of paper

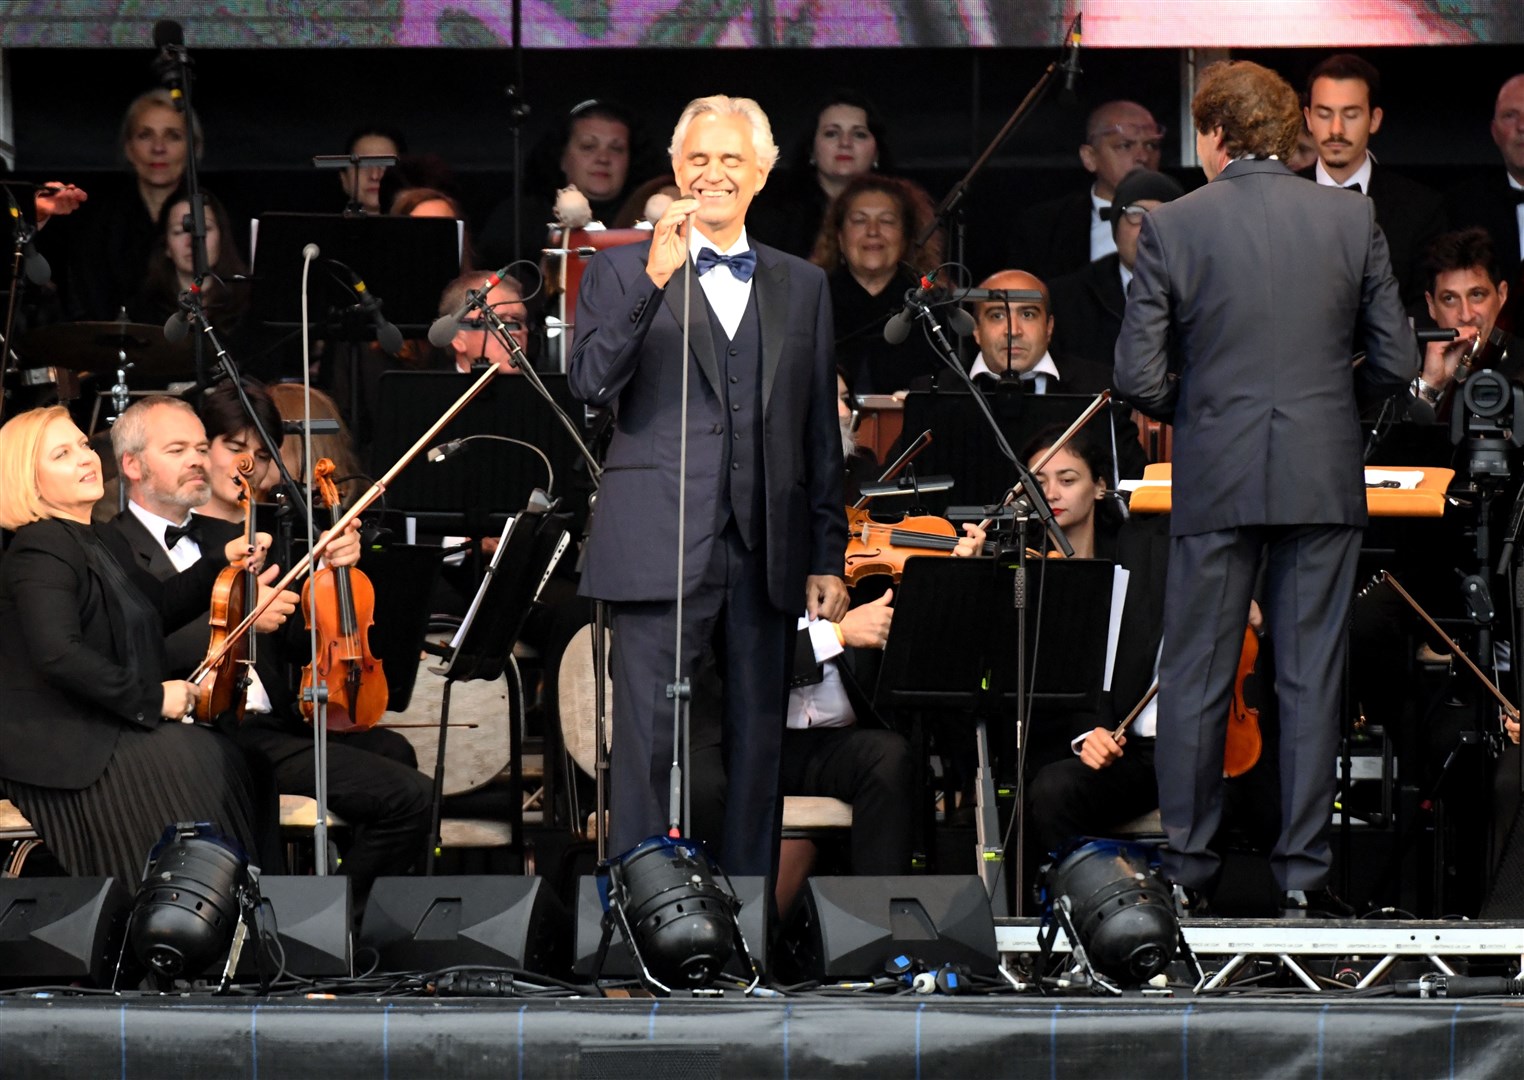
[1103,566,1129,692]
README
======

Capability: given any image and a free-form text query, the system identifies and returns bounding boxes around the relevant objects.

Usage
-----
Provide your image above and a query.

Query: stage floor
[0,993,1519,1078]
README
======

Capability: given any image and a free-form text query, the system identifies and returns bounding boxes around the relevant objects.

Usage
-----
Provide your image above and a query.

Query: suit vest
[707,290,765,549]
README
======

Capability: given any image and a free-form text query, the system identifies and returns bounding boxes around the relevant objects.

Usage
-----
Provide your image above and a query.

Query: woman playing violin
[0,406,269,885]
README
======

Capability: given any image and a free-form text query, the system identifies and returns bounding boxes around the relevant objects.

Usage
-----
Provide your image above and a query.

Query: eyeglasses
[1087,122,1166,150]
[460,318,524,331]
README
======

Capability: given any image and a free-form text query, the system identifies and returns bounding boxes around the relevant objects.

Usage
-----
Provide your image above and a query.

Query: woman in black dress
[0,405,268,884]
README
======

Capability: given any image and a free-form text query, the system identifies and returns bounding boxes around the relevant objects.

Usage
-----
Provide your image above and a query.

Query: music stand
[877,554,1113,914]
[373,370,591,537]
[902,389,1120,514]
[417,505,572,873]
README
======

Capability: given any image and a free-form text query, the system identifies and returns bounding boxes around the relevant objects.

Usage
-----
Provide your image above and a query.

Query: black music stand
[417,505,572,873]
[902,389,1119,514]
[373,370,591,537]
[877,554,1113,914]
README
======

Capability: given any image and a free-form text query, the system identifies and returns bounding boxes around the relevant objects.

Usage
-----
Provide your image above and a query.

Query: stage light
[128,822,252,979]
[603,836,745,991]
[1041,839,1179,987]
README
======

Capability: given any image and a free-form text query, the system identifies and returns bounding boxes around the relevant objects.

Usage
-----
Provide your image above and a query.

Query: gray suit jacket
[568,238,847,610]
[1113,158,1416,536]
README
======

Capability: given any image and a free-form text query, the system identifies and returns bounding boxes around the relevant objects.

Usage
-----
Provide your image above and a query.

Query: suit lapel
[660,264,723,401]
[754,248,789,407]
[112,509,177,579]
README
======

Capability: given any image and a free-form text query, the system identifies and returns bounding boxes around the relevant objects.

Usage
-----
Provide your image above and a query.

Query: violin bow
[852,429,933,511]
[191,362,503,683]
[1112,679,1159,741]
[1366,570,1521,722]
[978,389,1111,533]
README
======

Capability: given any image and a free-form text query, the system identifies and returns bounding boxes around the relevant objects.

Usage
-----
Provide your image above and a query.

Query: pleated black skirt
[2,722,265,888]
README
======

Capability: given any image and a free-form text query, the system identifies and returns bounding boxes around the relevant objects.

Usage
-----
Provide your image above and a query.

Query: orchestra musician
[108,390,431,902]
[0,405,269,885]
[1411,228,1514,409]
[1114,60,1416,917]
[569,94,848,876]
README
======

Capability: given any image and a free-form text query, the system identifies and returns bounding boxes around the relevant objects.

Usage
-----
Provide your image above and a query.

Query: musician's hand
[1421,326,1479,388]
[1248,599,1264,634]
[1078,727,1125,770]
[1505,711,1521,746]
[34,182,87,228]
[806,574,849,622]
[644,197,698,288]
[953,523,987,558]
[838,588,893,649]
[160,679,198,722]
[225,531,273,572]
[321,521,362,569]
[253,565,299,632]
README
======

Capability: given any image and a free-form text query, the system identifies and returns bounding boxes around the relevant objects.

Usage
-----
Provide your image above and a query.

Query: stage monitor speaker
[239,876,352,978]
[359,876,565,975]
[0,877,130,987]
[785,875,998,981]
[1481,802,1524,919]
[571,874,768,979]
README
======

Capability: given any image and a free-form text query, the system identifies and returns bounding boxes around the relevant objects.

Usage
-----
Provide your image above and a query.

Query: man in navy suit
[1115,60,1415,916]
[569,95,849,876]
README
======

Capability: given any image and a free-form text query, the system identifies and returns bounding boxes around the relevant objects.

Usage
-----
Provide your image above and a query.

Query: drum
[383,628,512,796]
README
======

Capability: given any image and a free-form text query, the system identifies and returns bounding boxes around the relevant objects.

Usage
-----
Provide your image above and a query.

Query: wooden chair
[0,799,44,877]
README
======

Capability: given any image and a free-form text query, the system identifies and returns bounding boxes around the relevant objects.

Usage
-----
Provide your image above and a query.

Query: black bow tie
[164,517,203,550]
[1342,181,1363,194]
[695,246,758,282]
[1510,187,1524,205]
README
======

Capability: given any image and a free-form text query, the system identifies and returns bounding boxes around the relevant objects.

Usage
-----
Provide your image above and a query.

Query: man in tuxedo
[1301,53,1445,309]
[108,394,431,903]
[1050,167,1185,374]
[1446,74,1524,283]
[1410,228,1513,409]
[569,95,848,876]
[1012,101,1165,281]
[1114,60,1415,916]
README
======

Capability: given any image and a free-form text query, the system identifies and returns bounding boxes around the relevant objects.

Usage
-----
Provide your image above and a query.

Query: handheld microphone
[1415,327,1459,344]
[884,271,939,345]
[327,259,404,355]
[428,264,513,347]
[1060,14,1083,95]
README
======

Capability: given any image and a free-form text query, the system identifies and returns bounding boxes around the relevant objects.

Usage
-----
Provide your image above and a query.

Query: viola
[299,458,387,731]
[193,455,258,724]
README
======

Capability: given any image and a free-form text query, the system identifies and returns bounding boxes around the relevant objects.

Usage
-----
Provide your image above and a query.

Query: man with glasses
[1051,167,1184,375]
[1012,100,1165,281]
[436,270,531,373]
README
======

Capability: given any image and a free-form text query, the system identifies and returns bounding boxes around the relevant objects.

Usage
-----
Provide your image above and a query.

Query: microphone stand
[504,0,531,271]
[914,13,1081,253]
[155,32,211,389]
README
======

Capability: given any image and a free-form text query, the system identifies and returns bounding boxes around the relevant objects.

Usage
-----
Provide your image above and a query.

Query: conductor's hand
[252,564,299,633]
[1421,325,1480,389]
[1078,727,1126,771]
[953,523,987,558]
[160,679,198,722]
[224,531,274,573]
[806,574,849,623]
[34,182,88,228]
[839,588,893,649]
[644,197,699,289]
[319,520,363,569]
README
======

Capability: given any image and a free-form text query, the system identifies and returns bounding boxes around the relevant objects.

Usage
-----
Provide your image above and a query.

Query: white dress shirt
[1089,185,1117,263]
[689,225,754,340]
[1510,174,1524,262]
[786,616,856,730]
[1315,152,1375,195]
[970,350,1062,392]
[129,501,273,714]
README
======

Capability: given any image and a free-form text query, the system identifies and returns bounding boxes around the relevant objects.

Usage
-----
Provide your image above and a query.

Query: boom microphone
[327,259,404,355]
[884,271,939,346]
[1060,14,1083,96]
[428,264,513,347]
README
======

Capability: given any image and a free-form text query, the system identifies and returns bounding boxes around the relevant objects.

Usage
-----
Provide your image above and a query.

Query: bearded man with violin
[108,389,432,902]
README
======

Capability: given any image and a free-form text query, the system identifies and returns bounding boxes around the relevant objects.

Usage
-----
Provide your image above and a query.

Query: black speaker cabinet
[241,875,352,977]
[359,876,564,974]
[0,877,131,986]
[786,875,998,980]
[572,874,769,979]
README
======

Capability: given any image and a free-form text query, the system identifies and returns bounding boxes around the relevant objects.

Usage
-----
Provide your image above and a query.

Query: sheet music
[1103,566,1129,692]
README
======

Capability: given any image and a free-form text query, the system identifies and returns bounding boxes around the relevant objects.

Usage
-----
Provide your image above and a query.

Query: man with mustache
[1301,53,1445,310]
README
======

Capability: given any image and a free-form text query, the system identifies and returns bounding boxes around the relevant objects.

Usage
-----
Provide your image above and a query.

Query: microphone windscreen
[153,19,184,47]
[883,310,913,346]
[377,321,405,356]
[946,306,976,336]
[164,311,188,344]
[302,243,321,262]
[426,314,459,349]
[22,247,50,286]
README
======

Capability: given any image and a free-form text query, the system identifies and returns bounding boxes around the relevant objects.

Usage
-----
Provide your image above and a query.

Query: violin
[843,506,976,586]
[1112,623,1264,778]
[193,456,258,724]
[299,458,387,731]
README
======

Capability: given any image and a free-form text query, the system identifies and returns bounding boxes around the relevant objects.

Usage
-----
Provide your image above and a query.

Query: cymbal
[17,320,195,379]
